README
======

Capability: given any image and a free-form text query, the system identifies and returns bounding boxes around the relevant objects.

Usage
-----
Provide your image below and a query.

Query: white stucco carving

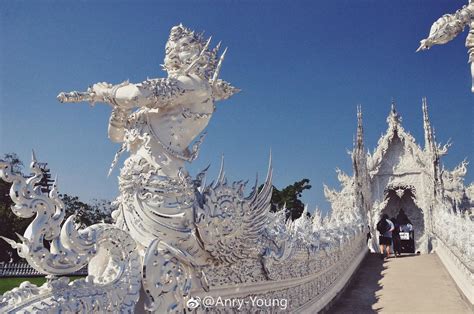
[0,154,141,312]
[0,25,367,313]
[417,2,474,92]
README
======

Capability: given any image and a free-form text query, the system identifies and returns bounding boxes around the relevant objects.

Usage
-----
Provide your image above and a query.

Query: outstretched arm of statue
[58,78,186,109]
[58,81,156,108]
[417,3,474,51]
[58,78,187,142]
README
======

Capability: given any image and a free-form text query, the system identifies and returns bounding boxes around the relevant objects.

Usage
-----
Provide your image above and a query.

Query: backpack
[376,219,389,234]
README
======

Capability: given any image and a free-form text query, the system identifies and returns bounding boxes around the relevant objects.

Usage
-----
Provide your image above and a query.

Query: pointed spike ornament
[0,236,20,249]
[213,41,222,55]
[213,155,226,188]
[211,47,227,86]
[184,36,212,75]
[266,149,273,183]
[245,173,259,202]
[15,232,27,243]
[31,150,37,163]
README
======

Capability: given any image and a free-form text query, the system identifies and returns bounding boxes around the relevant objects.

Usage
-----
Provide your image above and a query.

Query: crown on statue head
[163,24,221,79]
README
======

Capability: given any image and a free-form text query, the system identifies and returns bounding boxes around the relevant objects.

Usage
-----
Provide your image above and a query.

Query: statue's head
[164,24,220,79]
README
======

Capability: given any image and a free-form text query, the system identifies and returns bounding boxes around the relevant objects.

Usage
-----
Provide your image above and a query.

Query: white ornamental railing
[0,262,87,278]
[432,206,473,305]
[189,209,367,313]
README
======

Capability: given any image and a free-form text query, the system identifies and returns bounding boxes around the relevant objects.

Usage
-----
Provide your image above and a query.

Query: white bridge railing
[189,213,368,313]
[0,262,87,278]
[0,154,369,313]
[432,208,473,306]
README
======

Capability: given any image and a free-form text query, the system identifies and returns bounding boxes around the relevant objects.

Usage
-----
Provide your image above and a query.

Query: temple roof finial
[422,97,434,152]
[422,97,430,126]
[387,98,401,127]
[356,104,364,150]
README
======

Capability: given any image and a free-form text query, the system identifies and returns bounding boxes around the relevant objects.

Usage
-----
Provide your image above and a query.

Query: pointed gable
[367,102,428,177]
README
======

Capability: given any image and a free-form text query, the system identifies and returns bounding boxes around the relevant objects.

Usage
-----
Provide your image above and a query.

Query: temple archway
[382,186,424,251]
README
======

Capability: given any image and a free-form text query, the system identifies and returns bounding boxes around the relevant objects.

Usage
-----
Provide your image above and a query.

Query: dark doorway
[382,188,424,252]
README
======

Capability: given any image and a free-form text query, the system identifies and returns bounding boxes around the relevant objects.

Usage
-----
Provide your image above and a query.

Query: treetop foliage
[260,178,312,221]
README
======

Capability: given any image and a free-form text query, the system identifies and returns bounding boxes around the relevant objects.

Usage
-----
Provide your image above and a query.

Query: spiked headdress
[163,24,222,79]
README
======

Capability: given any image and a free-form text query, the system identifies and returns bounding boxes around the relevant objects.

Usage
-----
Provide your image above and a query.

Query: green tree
[61,194,114,227]
[261,178,312,221]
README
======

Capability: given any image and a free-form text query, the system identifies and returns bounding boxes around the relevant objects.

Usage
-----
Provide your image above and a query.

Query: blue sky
[0,1,472,212]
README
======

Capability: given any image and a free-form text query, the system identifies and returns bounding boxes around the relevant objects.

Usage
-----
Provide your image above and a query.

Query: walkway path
[331,253,471,313]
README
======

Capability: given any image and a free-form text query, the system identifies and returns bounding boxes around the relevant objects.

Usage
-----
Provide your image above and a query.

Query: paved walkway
[331,253,471,313]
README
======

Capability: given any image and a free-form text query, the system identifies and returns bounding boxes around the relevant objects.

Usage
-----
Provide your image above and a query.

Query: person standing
[391,217,402,257]
[377,214,395,259]
[366,225,376,253]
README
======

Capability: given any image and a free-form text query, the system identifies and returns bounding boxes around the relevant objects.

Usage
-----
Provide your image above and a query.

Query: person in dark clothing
[397,209,409,225]
[377,214,394,259]
[391,217,402,257]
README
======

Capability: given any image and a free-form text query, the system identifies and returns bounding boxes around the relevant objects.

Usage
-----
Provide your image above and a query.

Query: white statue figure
[59,24,238,172]
[58,24,241,250]
[56,24,273,312]
[417,2,474,92]
[0,24,371,313]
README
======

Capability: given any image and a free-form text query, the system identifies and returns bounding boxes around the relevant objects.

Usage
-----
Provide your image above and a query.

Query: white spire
[356,104,364,151]
[422,97,434,152]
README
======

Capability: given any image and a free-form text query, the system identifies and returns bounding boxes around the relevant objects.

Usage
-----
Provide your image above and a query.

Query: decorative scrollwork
[195,156,273,264]
[0,154,141,312]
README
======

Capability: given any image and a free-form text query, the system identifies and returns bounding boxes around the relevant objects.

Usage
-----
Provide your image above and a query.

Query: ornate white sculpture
[417,1,474,92]
[0,153,142,312]
[338,99,472,259]
[1,25,368,313]
[1,22,471,307]
[323,99,473,303]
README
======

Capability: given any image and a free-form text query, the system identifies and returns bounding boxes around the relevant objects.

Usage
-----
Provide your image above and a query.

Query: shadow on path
[330,253,385,313]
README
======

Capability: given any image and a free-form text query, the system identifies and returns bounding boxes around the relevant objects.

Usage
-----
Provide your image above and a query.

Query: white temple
[0,24,471,312]
[342,99,472,254]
